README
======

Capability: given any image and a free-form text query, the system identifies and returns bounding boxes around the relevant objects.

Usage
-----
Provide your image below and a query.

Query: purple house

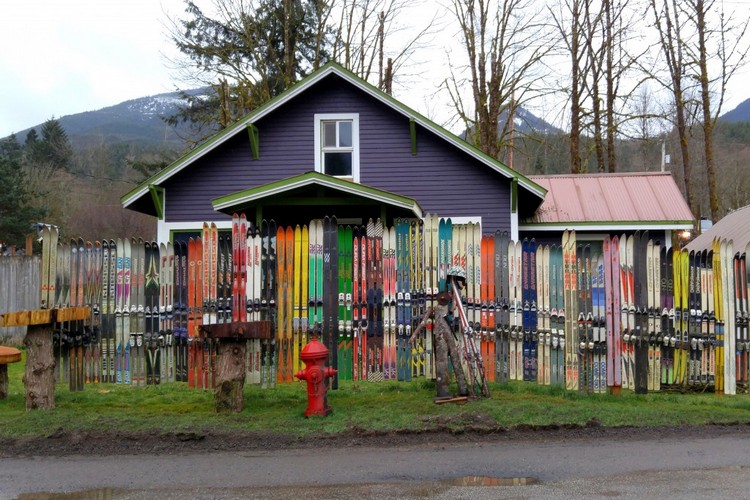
[120,62,546,241]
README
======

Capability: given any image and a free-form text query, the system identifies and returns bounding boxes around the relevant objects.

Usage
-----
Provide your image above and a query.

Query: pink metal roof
[526,172,694,225]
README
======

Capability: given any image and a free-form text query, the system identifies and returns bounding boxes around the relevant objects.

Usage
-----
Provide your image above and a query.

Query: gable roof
[521,172,694,231]
[120,62,546,210]
[212,171,423,218]
[687,204,750,252]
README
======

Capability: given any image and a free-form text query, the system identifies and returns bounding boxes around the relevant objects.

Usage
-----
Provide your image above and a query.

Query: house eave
[212,171,423,219]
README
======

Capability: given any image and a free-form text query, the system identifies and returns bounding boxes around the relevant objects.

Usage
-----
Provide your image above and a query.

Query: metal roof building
[520,172,694,245]
[687,204,750,253]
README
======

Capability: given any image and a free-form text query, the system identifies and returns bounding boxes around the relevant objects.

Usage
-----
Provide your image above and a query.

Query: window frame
[314,113,360,182]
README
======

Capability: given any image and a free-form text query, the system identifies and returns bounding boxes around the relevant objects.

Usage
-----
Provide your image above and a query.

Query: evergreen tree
[24,128,39,148]
[168,0,334,133]
[0,140,47,247]
[1,134,22,160]
[39,118,74,170]
[24,118,73,171]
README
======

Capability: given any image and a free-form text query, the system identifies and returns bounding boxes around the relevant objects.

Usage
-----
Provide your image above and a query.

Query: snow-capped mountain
[11,88,210,149]
[11,87,564,152]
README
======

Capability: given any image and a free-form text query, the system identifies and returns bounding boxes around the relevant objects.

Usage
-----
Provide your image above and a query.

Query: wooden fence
[0,256,41,345]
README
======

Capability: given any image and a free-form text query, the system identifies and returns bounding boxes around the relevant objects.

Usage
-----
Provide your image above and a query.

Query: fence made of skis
[32,216,750,395]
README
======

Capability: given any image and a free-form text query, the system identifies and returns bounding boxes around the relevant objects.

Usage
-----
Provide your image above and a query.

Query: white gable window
[314,113,360,182]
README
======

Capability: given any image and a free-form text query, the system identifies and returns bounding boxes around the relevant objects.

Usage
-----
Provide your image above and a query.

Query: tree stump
[1,307,89,411]
[0,346,22,399]
[214,340,246,413]
[22,325,56,410]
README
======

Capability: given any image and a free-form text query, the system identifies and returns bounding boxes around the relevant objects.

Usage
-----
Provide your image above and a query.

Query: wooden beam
[0,310,49,327]
[148,185,165,220]
[0,307,91,327]
[247,123,259,160]
[56,306,91,322]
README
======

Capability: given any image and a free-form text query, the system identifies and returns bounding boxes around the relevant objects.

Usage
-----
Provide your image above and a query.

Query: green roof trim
[148,184,164,220]
[247,123,259,160]
[212,171,423,218]
[121,62,547,209]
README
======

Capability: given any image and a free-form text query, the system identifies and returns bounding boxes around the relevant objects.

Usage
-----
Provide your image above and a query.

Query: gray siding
[164,75,511,233]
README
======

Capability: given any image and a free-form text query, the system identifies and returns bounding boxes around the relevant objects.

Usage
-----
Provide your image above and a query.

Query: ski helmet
[446,265,467,281]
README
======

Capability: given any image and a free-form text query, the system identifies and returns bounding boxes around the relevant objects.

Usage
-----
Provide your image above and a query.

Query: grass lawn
[2,350,750,438]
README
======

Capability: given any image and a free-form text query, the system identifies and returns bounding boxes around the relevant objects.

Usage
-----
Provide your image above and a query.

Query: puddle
[446,475,539,487]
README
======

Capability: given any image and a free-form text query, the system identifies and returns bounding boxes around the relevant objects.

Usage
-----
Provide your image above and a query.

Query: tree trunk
[284,0,294,89]
[584,0,605,172]
[592,92,605,172]
[378,12,385,90]
[22,325,56,410]
[696,0,719,220]
[569,0,583,173]
[384,58,393,95]
[675,107,694,215]
[213,340,246,413]
[650,0,694,216]
[0,346,21,399]
[605,0,617,173]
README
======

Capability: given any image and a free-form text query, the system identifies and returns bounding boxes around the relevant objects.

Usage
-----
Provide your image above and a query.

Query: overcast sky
[2,0,750,140]
[0,0,184,138]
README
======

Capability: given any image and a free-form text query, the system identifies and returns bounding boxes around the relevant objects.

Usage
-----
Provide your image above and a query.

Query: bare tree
[601,0,641,172]
[631,85,657,170]
[331,0,438,93]
[550,0,587,172]
[582,0,606,171]
[445,0,553,161]
[687,0,749,220]
[552,0,642,173]
[649,0,748,220]
[648,0,696,214]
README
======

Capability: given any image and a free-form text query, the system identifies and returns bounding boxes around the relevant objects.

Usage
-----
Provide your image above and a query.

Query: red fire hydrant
[295,337,337,417]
